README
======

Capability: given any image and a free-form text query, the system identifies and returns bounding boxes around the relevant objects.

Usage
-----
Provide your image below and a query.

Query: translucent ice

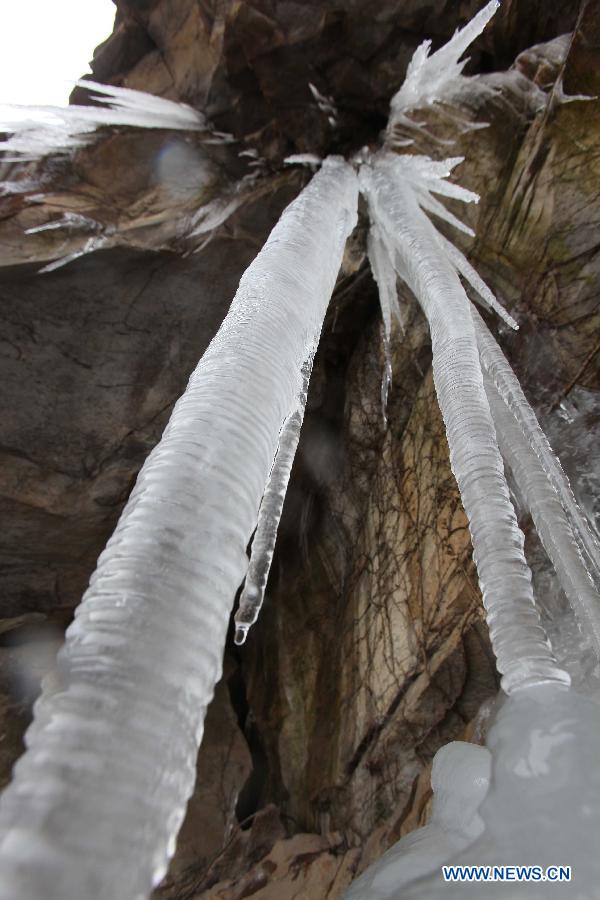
[360,151,569,693]
[484,370,600,660]
[367,224,402,423]
[388,0,499,133]
[345,742,492,898]
[346,684,600,898]
[474,310,600,585]
[0,157,358,900]
[435,231,519,330]
[234,344,317,645]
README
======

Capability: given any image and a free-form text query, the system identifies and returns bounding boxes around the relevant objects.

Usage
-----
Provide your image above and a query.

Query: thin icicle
[361,152,569,693]
[25,212,102,235]
[367,223,401,426]
[415,189,476,236]
[189,195,244,244]
[435,231,519,329]
[473,309,600,584]
[234,344,317,645]
[368,223,403,334]
[484,368,600,661]
[38,236,110,273]
[0,157,358,900]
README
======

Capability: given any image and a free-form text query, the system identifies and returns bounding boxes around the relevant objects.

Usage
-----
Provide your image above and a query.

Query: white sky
[0,0,116,106]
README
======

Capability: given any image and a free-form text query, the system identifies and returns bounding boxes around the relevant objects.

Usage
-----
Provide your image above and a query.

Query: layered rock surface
[0,1,598,897]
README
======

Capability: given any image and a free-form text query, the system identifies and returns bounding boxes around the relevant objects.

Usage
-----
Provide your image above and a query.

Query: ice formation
[0,157,358,899]
[387,0,498,138]
[284,153,323,169]
[366,224,401,421]
[345,684,600,899]
[474,311,600,585]
[360,151,570,694]
[345,742,492,898]
[478,338,600,660]
[345,4,600,895]
[2,2,599,898]
[0,81,206,159]
[234,345,317,644]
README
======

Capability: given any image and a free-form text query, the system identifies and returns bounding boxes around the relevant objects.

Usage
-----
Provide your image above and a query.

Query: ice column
[361,152,569,694]
[0,157,358,900]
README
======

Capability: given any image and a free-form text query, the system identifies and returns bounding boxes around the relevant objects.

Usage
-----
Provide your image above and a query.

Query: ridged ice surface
[483,369,600,660]
[234,345,317,645]
[0,81,206,159]
[0,157,358,900]
[360,151,569,694]
[435,231,519,330]
[474,311,600,585]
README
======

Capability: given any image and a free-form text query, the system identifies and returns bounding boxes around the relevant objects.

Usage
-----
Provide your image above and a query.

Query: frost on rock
[309,82,339,128]
[360,151,569,694]
[0,157,358,900]
[0,80,207,160]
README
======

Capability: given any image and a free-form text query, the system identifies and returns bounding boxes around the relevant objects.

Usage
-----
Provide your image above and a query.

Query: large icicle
[473,309,600,584]
[483,369,600,660]
[234,342,317,645]
[0,157,358,900]
[360,152,569,693]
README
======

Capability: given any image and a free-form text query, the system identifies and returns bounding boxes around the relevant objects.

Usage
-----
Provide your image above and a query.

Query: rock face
[0,1,598,897]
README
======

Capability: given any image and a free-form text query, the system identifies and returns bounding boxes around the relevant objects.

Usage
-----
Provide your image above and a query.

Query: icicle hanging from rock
[483,367,600,661]
[474,310,600,584]
[0,157,358,900]
[360,151,569,694]
[234,340,318,645]
[367,223,403,425]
